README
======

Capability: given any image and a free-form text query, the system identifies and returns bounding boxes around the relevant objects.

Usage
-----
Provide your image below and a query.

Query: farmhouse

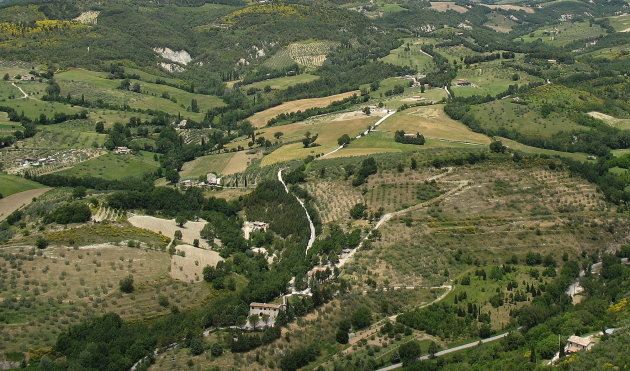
[242,221,269,239]
[114,146,131,154]
[206,173,220,185]
[565,335,596,353]
[249,302,286,320]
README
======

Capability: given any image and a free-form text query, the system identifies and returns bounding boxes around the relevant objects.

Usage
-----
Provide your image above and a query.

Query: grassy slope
[378,105,491,144]
[55,151,159,180]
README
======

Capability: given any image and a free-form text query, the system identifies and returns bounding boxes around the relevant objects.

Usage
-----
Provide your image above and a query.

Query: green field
[327,131,479,159]
[467,84,600,138]
[451,64,542,98]
[606,14,630,32]
[54,69,225,121]
[19,120,107,149]
[380,39,436,74]
[55,151,159,180]
[2,98,82,121]
[0,173,44,197]
[612,148,630,157]
[0,80,20,100]
[241,74,320,91]
[516,21,606,47]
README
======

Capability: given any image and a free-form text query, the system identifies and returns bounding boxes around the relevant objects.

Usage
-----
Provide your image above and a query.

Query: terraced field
[263,40,340,70]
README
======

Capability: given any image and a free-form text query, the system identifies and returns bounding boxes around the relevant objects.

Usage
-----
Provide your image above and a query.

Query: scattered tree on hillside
[72,186,87,199]
[36,237,48,250]
[490,140,507,153]
[338,134,351,146]
[119,275,134,293]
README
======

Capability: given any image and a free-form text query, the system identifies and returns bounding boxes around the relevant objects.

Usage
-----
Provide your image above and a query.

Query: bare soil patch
[128,215,209,248]
[0,188,51,221]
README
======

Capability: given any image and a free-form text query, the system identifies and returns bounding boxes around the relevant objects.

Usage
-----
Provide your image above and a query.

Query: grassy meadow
[54,69,225,121]
[241,74,320,91]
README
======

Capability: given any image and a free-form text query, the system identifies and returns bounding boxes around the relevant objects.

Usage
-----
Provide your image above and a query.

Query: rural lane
[377,329,521,371]
[277,168,316,254]
[11,82,28,99]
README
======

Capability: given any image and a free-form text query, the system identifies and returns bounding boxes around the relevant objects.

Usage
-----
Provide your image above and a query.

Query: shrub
[36,237,49,250]
[119,275,134,293]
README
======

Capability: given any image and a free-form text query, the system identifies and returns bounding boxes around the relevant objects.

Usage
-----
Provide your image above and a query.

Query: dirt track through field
[0,188,51,221]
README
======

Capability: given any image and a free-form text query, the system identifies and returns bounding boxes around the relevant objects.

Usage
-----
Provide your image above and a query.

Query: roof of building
[567,335,594,347]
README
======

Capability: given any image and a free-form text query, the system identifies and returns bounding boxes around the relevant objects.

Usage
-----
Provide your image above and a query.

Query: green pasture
[55,151,159,180]
[241,74,320,91]
[380,40,436,74]
[0,173,44,197]
[2,98,82,121]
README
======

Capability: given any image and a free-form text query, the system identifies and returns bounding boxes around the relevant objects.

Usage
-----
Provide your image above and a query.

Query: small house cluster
[15,157,56,167]
[178,173,222,188]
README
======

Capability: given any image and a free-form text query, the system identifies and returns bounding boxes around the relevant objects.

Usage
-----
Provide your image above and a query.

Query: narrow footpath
[11,82,28,99]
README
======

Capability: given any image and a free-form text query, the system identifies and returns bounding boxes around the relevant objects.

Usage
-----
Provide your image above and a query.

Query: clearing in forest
[246,91,360,128]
